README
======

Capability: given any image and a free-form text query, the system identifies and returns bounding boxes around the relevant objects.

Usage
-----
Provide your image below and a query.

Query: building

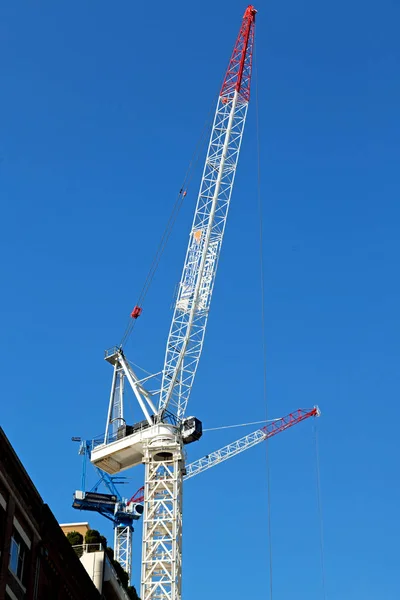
[0,427,134,600]
[59,523,90,539]
[59,524,136,600]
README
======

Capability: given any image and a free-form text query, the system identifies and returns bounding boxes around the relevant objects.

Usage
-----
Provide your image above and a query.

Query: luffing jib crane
[87,6,320,600]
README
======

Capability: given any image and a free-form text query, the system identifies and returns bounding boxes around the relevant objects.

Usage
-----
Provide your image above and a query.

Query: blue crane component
[71,438,143,578]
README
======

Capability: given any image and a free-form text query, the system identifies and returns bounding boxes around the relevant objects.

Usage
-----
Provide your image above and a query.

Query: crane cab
[181,417,202,444]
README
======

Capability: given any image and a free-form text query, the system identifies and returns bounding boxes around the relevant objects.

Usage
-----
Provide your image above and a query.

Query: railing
[71,542,104,557]
[91,432,115,449]
[91,416,179,451]
[90,409,183,455]
[104,346,120,359]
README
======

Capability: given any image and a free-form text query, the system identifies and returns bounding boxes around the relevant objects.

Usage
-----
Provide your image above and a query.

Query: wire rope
[119,96,218,348]
[203,418,280,432]
[314,420,328,599]
[255,39,274,600]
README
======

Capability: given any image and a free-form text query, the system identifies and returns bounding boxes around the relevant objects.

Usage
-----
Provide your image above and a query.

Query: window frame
[8,529,28,588]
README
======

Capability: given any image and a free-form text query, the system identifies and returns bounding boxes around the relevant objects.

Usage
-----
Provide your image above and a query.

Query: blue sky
[1,1,399,598]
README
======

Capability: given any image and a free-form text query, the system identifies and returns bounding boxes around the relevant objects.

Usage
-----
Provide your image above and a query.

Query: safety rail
[71,542,104,555]
[91,409,181,451]
[104,346,120,360]
[90,420,151,450]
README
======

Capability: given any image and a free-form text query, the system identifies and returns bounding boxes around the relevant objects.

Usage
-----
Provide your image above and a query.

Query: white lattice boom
[157,7,256,423]
[158,91,249,421]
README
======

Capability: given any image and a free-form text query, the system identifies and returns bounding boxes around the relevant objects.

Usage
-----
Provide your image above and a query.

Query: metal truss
[115,524,133,580]
[158,90,249,421]
[103,348,158,444]
[157,6,256,423]
[104,361,125,443]
[141,440,183,600]
[184,408,320,480]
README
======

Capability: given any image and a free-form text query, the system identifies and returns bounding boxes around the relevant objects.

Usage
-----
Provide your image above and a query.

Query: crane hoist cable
[119,96,218,349]
[255,39,274,600]
[314,420,328,599]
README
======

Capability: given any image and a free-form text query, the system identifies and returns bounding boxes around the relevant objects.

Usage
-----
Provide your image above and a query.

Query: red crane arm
[220,5,257,102]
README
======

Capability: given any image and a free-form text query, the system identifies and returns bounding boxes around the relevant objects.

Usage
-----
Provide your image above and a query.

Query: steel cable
[119,96,218,348]
[255,39,274,600]
[314,420,328,599]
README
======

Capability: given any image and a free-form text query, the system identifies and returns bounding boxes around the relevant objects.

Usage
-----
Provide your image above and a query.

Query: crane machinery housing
[82,6,320,600]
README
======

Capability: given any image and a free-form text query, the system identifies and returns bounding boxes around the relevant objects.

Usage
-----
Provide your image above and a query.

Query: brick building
[0,426,101,600]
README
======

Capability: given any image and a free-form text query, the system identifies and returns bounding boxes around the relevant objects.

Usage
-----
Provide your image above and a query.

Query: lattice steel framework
[159,6,257,422]
[115,525,133,580]
[141,441,183,600]
[184,407,320,480]
[104,363,125,443]
[103,347,157,445]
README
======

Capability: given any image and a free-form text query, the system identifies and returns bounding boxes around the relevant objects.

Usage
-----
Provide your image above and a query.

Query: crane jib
[160,91,244,418]
[159,8,256,420]
[177,229,204,309]
[177,230,219,313]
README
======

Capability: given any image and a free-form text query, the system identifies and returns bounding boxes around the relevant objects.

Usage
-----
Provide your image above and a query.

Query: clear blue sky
[1,1,399,598]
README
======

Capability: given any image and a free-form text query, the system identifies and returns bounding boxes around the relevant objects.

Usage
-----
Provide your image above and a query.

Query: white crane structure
[183,407,320,481]
[88,6,320,599]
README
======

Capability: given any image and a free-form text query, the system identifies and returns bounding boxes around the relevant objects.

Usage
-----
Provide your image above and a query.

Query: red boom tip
[220,4,257,102]
[245,5,257,17]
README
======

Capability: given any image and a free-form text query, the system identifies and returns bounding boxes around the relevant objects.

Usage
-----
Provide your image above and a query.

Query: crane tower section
[159,5,257,422]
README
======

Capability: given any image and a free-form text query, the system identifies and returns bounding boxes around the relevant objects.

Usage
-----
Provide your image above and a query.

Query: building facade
[0,427,101,600]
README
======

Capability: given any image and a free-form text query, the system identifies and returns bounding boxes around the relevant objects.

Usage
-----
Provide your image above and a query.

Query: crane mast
[159,6,257,421]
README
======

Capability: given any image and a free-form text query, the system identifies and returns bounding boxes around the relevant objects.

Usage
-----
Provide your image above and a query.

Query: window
[9,530,27,583]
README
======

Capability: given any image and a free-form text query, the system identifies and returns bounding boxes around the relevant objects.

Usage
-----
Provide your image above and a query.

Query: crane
[75,408,319,581]
[89,7,256,598]
[85,7,318,600]
[71,438,143,580]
